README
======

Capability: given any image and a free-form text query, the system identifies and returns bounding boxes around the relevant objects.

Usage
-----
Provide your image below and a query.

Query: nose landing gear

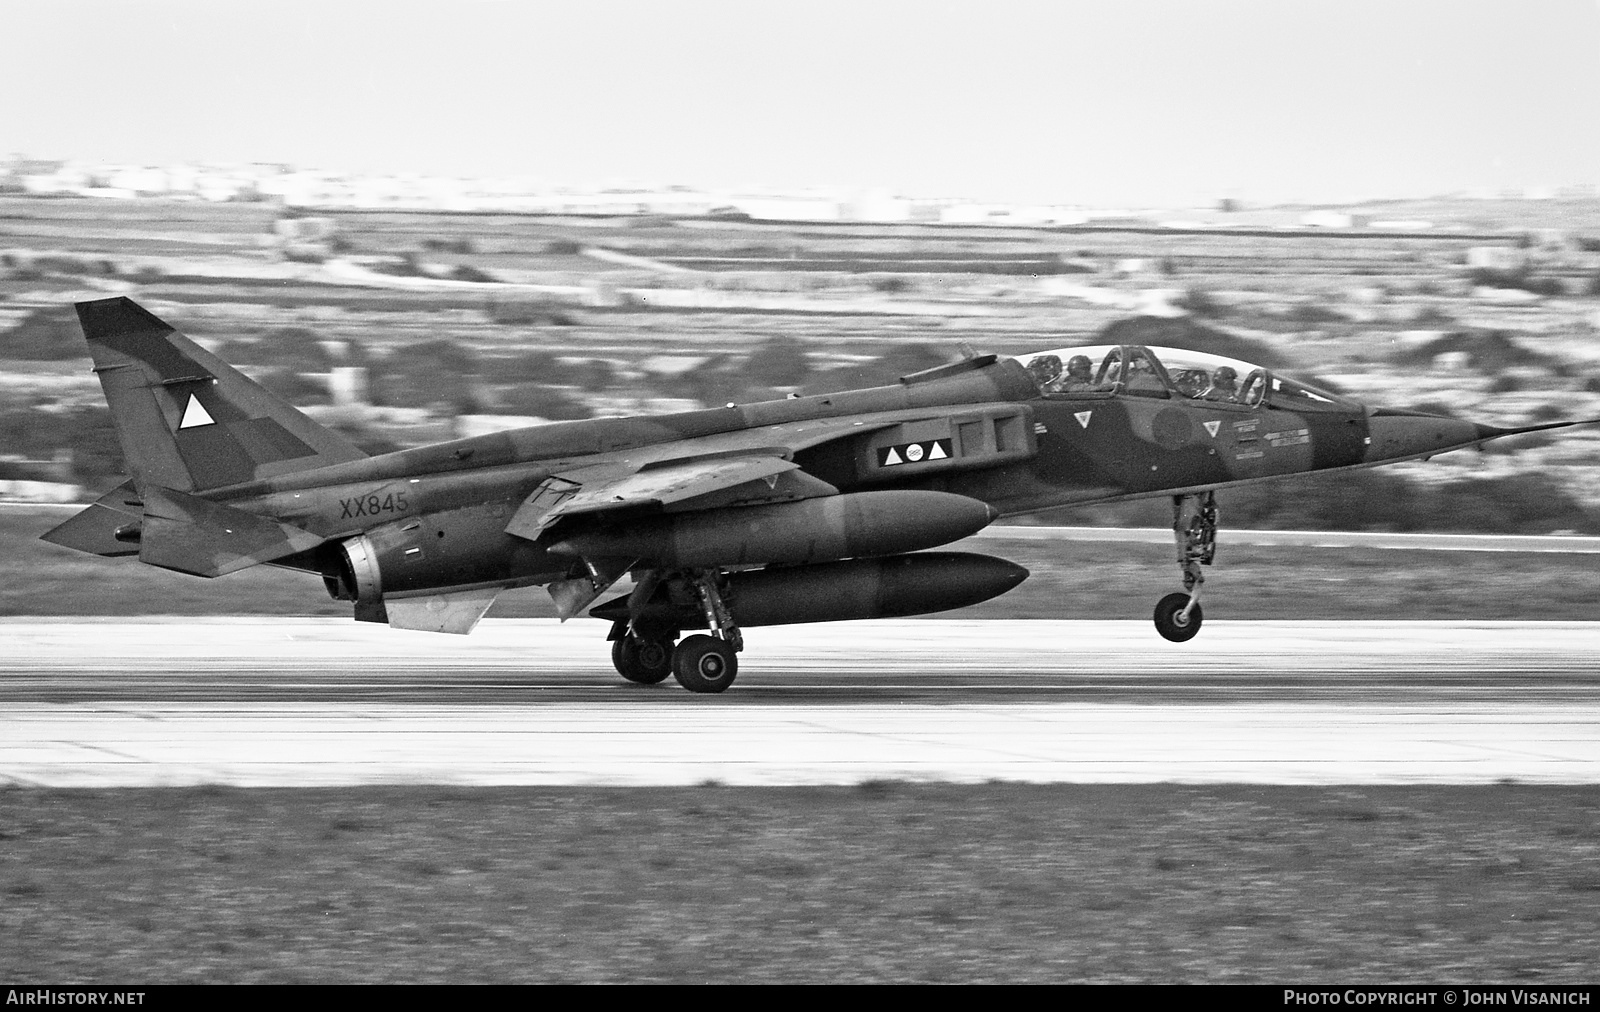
[1153,590,1202,642]
[1155,491,1216,642]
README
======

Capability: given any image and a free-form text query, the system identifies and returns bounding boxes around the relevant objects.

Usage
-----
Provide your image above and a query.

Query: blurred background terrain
[6,185,1600,617]
[7,186,1600,527]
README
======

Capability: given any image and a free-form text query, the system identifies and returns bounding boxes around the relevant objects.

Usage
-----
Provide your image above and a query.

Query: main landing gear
[609,569,742,693]
[1155,491,1217,643]
[611,635,673,684]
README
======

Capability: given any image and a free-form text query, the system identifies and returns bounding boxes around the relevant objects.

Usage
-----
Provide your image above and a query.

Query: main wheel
[1153,592,1203,642]
[672,634,738,693]
[612,636,674,685]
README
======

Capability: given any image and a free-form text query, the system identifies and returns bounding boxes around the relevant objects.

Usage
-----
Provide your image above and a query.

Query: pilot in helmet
[1026,354,1063,392]
[1060,354,1097,391]
[1204,365,1239,401]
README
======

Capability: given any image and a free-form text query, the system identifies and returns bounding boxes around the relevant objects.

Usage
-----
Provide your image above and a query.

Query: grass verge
[3,784,1598,983]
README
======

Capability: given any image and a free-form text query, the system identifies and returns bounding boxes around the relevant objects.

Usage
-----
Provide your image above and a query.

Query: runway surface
[2,618,1597,786]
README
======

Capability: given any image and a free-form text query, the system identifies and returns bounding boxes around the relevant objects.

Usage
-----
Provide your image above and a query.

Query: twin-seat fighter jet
[43,297,1589,692]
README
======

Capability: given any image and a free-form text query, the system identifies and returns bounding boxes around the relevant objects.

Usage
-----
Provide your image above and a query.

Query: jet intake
[547,490,997,567]
[590,551,1029,629]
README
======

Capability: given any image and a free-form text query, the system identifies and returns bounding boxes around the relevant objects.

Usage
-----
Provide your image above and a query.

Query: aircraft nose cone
[1363,409,1486,464]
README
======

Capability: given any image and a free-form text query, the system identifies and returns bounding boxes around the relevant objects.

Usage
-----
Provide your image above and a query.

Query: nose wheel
[1153,591,1203,642]
[1156,492,1216,642]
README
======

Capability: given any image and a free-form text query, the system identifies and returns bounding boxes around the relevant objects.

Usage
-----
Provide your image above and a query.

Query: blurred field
[3,783,1598,983]
[7,506,1599,621]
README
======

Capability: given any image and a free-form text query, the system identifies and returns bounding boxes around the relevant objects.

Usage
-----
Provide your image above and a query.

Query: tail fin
[76,297,366,493]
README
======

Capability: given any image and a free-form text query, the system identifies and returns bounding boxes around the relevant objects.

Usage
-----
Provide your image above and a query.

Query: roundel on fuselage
[1152,407,1194,449]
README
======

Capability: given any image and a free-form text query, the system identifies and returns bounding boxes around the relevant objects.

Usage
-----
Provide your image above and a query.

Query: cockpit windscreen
[1013,345,1351,411]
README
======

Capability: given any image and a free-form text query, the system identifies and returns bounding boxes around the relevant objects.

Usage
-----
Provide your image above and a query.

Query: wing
[505,453,838,541]
[506,452,839,620]
[502,404,1032,619]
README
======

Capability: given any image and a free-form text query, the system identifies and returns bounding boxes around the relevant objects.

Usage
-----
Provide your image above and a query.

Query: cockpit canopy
[1013,344,1355,412]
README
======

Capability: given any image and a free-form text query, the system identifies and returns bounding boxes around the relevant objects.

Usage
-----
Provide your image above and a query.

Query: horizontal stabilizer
[138,486,324,578]
[39,480,143,557]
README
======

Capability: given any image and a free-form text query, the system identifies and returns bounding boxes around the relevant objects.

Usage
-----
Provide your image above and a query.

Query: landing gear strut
[608,568,742,693]
[609,570,675,684]
[673,570,741,693]
[1155,491,1216,642]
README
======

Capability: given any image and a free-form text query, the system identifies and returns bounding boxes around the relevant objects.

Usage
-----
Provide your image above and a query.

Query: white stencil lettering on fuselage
[179,394,215,429]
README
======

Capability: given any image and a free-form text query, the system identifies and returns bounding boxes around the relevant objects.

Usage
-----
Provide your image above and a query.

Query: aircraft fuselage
[206,352,1484,594]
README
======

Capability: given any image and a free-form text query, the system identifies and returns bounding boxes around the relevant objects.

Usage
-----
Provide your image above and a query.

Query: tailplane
[76,297,365,492]
[39,479,142,558]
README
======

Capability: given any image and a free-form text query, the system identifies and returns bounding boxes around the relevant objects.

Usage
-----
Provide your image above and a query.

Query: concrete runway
[2,618,1597,786]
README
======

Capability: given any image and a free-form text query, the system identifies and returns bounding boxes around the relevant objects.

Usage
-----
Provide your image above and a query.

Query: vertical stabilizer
[76,297,366,492]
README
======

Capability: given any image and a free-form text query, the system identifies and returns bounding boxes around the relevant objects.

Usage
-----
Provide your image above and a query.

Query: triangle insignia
[884,447,902,465]
[1074,411,1092,429]
[179,394,215,429]
[929,441,948,460]
[1203,420,1221,438]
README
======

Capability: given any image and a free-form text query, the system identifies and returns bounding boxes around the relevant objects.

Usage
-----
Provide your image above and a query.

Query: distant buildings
[5,154,1600,234]
[0,155,1101,226]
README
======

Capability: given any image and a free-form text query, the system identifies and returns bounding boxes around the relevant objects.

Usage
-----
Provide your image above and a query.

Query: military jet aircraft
[42,297,1592,692]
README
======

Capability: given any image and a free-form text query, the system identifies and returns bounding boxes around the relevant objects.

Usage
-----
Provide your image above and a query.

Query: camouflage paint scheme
[42,298,1579,676]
